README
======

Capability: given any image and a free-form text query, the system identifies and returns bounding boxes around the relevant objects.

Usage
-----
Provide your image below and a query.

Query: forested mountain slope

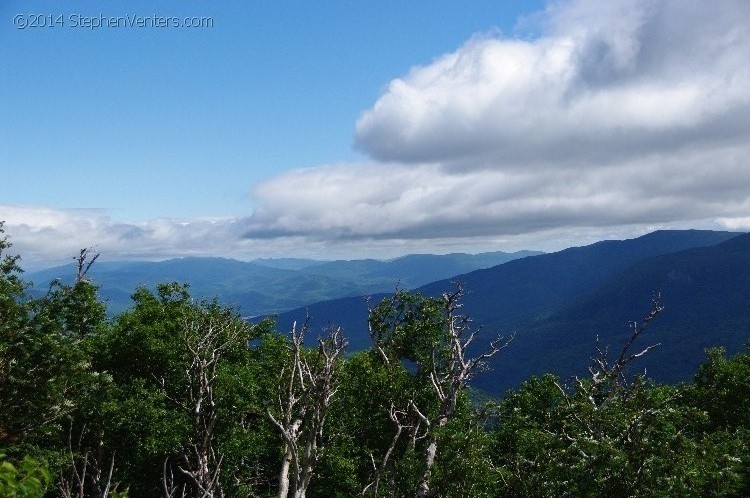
[500,231,750,393]
[273,230,747,393]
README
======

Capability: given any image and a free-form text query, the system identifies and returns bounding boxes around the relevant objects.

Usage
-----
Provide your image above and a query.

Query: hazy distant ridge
[26,250,541,316]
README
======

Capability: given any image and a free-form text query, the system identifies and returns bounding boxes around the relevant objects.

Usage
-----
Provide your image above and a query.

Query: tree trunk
[416,415,448,497]
[277,447,292,498]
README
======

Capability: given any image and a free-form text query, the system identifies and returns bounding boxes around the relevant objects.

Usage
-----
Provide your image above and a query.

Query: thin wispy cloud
[1,204,247,266]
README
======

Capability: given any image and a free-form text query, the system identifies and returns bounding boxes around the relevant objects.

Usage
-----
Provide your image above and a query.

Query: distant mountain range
[271,230,750,394]
[28,230,750,395]
[25,250,542,316]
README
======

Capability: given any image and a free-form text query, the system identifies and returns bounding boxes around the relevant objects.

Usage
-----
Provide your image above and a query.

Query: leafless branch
[159,308,245,498]
[58,425,121,498]
[74,248,100,283]
[268,318,347,498]
[365,282,511,497]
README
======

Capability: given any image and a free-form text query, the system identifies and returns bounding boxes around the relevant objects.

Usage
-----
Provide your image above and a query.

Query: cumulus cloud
[354,0,750,167]
[244,144,750,240]
[243,0,750,245]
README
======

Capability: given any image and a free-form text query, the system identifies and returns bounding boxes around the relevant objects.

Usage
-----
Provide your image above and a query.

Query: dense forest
[1,222,749,497]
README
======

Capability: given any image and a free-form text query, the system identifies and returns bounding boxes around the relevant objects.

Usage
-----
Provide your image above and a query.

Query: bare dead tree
[266,319,347,498]
[160,308,246,498]
[362,400,427,497]
[162,457,187,498]
[573,290,665,407]
[52,247,104,340]
[364,283,511,497]
[74,248,99,283]
[58,425,121,498]
[416,284,512,497]
[542,291,672,490]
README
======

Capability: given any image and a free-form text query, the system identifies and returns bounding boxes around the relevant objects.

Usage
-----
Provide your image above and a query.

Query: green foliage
[690,345,750,430]
[91,284,284,496]
[492,370,750,497]
[217,324,285,495]
[1,225,749,497]
[0,230,106,469]
[368,289,449,366]
[314,350,418,496]
[427,408,499,498]
[337,289,502,497]
[683,345,750,495]
[0,223,32,447]
[0,452,51,497]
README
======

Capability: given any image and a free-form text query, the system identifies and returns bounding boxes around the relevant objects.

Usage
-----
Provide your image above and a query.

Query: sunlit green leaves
[0,453,50,497]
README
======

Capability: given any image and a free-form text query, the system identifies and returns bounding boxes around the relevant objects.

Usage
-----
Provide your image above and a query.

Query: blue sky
[1,0,749,266]
[1,0,543,218]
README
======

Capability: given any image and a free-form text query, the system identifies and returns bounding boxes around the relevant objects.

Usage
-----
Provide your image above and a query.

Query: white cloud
[5,0,749,266]
[0,204,258,267]
[243,0,750,246]
[717,217,750,231]
[354,0,750,166]
[244,143,749,241]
